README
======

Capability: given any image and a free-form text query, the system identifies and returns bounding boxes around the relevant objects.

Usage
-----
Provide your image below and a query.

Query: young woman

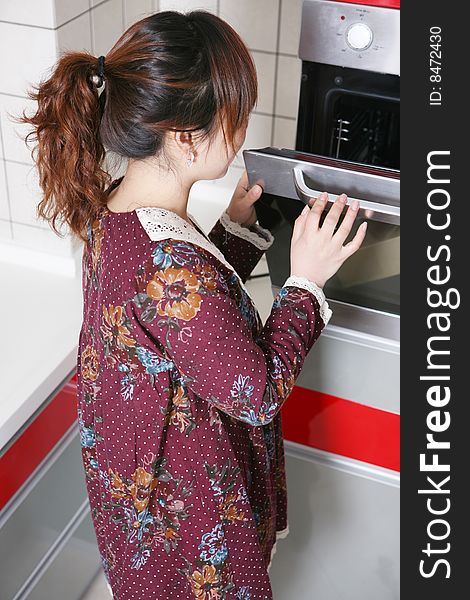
[18,9,366,600]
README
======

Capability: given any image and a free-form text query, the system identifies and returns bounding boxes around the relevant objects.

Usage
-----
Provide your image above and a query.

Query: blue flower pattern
[151,240,199,269]
[236,586,253,599]
[198,522,229,565]
[272,286,288,309]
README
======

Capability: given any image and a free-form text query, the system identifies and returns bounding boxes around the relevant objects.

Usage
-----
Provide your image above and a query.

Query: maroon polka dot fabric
[76,179,327,599]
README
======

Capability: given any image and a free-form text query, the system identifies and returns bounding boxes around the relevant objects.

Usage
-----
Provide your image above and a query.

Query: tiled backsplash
[0,0,303,268]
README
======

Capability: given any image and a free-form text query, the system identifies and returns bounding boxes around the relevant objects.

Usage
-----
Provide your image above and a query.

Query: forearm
[207,210,274,283]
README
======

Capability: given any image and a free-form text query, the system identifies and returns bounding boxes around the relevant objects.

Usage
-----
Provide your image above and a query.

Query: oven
[243,2,401,598]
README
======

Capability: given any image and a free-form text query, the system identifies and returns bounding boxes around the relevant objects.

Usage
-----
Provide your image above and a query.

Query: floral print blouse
[76,177,332,600]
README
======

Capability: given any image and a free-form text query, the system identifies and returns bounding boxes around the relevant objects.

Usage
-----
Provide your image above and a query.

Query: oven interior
[327,93,399,168]
[296,61,400,171]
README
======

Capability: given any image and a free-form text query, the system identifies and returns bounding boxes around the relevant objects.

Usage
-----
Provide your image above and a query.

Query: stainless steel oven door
[244,147,400,342]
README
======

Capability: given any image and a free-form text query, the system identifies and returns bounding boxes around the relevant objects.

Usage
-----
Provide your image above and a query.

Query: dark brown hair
[12,10,258,243]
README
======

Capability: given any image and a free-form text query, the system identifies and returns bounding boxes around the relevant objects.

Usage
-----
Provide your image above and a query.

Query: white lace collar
[135,206,259,305]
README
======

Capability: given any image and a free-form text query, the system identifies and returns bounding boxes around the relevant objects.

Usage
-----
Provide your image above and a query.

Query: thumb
[251,184,263,198]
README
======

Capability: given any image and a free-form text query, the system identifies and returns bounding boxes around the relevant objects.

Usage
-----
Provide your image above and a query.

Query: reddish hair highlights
[13,10,258,242]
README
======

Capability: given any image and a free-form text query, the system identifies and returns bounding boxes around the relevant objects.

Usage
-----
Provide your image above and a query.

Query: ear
[174,130,193,154]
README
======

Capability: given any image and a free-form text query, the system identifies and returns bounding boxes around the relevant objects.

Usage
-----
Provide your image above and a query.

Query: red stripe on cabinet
[0,376,78,511]
[281,385,400,472]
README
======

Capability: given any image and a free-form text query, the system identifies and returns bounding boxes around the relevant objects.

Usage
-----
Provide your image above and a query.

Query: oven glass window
[323,217,400,315]
[255,195,400,316]
[328,94,399,169]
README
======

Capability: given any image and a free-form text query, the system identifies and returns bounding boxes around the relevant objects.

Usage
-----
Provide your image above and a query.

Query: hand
[290,192,368,289]
[225,169,263,227]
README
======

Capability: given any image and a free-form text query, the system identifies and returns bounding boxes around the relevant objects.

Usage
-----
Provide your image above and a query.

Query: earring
[186,151,195,167]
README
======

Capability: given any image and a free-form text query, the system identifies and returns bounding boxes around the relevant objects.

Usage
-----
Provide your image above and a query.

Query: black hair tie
[95,55,105,88]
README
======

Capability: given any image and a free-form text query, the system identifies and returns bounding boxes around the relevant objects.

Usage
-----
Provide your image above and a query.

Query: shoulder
[135,206,234,277]
[133,207,229,293]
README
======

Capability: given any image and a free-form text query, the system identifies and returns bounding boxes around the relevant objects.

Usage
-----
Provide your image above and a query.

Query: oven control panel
[299,0,399,75]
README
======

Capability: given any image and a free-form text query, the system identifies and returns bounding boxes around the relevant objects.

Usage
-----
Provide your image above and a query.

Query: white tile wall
[0,0,57,29]
[6,161,46,228]
[279,0,304,55]
[273,115,298,149]
[0,163,10,221]
[0,95,37,164]
[160,0,217,12]
[54,1,91,29]
[0,22,57,97]
[124,0,154,29]
[56,10,92,54]
[91,0,124,56]
[251,51,277,114]
[220,0,280,53]
[275,54,302,118]
[0,0,302,269]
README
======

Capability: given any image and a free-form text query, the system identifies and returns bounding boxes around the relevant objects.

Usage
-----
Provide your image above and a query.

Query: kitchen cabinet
[0,375,101,599]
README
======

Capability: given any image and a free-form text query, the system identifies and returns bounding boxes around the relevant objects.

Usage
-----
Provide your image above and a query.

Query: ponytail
[11,52,110,243]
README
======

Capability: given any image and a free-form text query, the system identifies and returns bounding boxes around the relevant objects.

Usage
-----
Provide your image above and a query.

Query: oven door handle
[293,167,400,226]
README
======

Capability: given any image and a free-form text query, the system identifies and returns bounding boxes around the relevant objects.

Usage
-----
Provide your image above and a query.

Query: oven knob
[346,22,373,51]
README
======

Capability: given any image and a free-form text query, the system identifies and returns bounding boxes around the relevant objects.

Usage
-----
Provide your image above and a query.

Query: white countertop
[0,179,272,453]
[0,258,83,451]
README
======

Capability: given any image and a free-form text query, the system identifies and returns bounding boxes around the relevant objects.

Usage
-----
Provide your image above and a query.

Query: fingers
[249,182,263,203]
[305,192,328,229]
[236,169,263,205]
[320,193,348,236]
[341,220,368,259]
[292,193,321,242]
[292,192,328,242]
[293,192,361,245]
[333,198,361,246]
[292,202,309,242]
[238,169,255,197]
